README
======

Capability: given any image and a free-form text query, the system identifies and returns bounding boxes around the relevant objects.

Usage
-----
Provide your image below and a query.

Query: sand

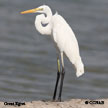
[0,99,108,108]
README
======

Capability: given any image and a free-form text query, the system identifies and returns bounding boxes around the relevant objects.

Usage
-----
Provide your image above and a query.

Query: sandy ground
[0,99,108,108]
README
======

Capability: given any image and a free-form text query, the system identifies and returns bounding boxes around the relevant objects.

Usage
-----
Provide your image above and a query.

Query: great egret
[21,5,84,101]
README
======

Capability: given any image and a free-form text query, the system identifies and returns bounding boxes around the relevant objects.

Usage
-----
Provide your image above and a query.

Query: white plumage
[35,5,84,77]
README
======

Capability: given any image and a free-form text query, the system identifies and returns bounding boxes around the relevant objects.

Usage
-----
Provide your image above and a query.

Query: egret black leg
[58,67,65,101]
[58,52,65,101]
[53,57,61,101]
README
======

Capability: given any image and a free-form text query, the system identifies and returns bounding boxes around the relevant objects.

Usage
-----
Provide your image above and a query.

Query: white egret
[21,5,84,101]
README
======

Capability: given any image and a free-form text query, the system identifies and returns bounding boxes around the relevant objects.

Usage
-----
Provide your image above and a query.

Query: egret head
[20,5,51,15]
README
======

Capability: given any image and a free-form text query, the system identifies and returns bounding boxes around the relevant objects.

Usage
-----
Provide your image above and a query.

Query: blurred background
[0,0,108,102]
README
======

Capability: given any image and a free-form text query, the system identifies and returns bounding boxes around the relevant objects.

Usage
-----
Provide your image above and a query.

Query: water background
[0,0,108,102]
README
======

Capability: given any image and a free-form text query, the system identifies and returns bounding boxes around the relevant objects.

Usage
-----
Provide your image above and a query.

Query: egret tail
[75,59,84,77]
